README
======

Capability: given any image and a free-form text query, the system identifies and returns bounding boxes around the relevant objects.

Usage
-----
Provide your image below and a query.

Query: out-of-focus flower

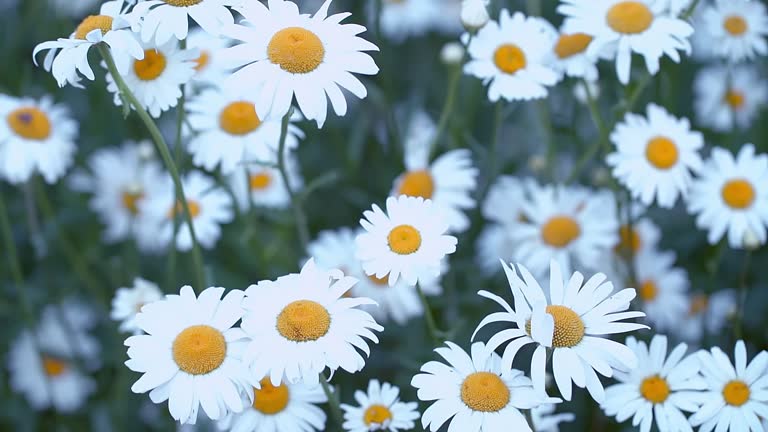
[693,65,768,132]
[379,0,458,42]
[341,379,419,431]
[111,277,163,334]
[675,290,737,343]
[186,28,233,89]
[440,41,465,65]
[633,250,689,333]
[229,159,302,211]
[532,404,575,432]
[698,0,768,63]
[545,22,599,81]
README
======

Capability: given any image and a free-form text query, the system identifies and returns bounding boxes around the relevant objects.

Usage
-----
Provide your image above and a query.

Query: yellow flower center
[249,172,272,190]
[168,200,201,219]
[640,375,670,404]
[493,44,527,74]
[615,224,642,254]
[460,372,510,412]
[276,300,331,342]
[725,89,745,109]
[528,305,585,348]
[252,379,290,414]
[134,49,167,81]
[607,1,654,34]
[364,404,393,426]
[194,50,210,72]
[398,170,435,199]
[721,179,755,209]
[367,273,390,286]
[645,136,679,170]
[268,27,325,74]
[74,15,113,40]
[42,356,67,377]
[219,101,261,135]
[723,380,750,406]
[724,15,748,36]
[163,0,203,6]
[639,280,658,301]
[387,224,422,255]
[554,33,593,59]
[689,294,708,316]
[7,107,51,141]
[122,190,144,215]
[172,325,227,375]
[541,216,581,248]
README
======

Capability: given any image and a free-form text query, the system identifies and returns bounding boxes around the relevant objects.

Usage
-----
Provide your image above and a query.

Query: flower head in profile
[341,379,419,431]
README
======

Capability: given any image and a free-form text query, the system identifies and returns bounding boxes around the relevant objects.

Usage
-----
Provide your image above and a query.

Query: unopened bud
[440,42,465,65]
[743,228,762,250]
[137,140,155,161]
[461,0,490,32]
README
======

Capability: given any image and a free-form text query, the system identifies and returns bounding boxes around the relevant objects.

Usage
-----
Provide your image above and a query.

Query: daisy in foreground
[607,103,703,208]
[464,10,559,102]
[33,0,143,88]
[217,378,327,432]
[698,0,768,63]
[0,94,77,184]
[125,286,252,424]
[473,260,648,402]
[356,195,458,287]
[223,0,379,127]
[558,0,694,84]
[110,277,163,334]
[689,341,768,432]
[602,335,705,432]
[687,144,768,248]
[341,379,419,432]
[411,342,559,432]
[240,259,383,386]
[132,0,235,45]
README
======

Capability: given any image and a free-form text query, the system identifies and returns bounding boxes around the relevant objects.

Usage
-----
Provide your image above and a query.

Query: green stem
[417,283,443,343]
[0,190,33,321]
[538,99,556,178]
[429,62,463,158]
[481,100,504,198]
[98,44,205,291]
[568,81,607,183]
[319,373,344,428]
[277,108,310,250]
[682,0,701,19]
[734,250,752,340]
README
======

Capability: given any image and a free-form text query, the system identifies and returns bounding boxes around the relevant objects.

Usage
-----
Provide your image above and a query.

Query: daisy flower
[241,258,383,386]
[106,38,197,118]
[607,103,704,208]
[687,144,768,248]
[132,0,235,45]
[699,0,768,63]
[508,184,618,278]
[68,142,165,248]
[217,378,327,432]
[675,290,737,343]
[473,260,648,402]
[613,217,661,259]
[229,159,302,211]
[125,286,252,424]
[602,335,706,432]
[411,341,559,432]
[33,0,143,88]
[186,84,303,173]
[476,224,518,277]
[356,195,458,287]
[546,23,600,81]
[392,144,478,233]
[341,379,420,432]
[0,94,77,184]
[186,28,232,89]
[138,170,234,251]
[464,10,559,102]
[558,0,694,84]
[111,277,164,334]
[633,250,689,332]
[693,65,768,132]
[690,341,768,432]
[531,404,575,432]
[222,0,379,127]
[309,227,443,325]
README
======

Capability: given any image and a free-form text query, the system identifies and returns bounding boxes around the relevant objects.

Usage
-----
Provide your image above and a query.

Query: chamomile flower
[186,85,303,173]
[693,65,768,132]
[699,0,768,63]
[392,144,478,233]
[411,341,559,432]
[217,378,327,432]
[464,10,559,102]
[687,144,768,248]
[547,24,600,81]
[341,379,419,432]
[186,28,233,89]
[473,260,648,402]
[0,94,77,184]
[309,228,443,325]
[132,0,236,45]
[241,259,383,386]
[223,0,379,127]
[138,170,234,251]
[690,341,768,432]
[378,0,445,43]
[33,0,143,88]
[125,286,252,424]
[607,103,704,208]
[531,404,575,432]
[69,142,164,248]
[229,159,302,211]
[602,335,706,432]
[106,38,197,118]
[558,0,694,84]
[633,250,689,332]
[356,195,458,287]
[508,184,618,278]
[111,277,164,334]
[675,290,737,343]
[476,225,517,277]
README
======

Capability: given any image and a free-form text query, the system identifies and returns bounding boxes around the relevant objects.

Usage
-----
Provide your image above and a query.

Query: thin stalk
[417,283,443,343]
[482,100,504,198]
[277,108,310,250]
[429,62,463,158]
[319,373,344,428]
[98,44,206,290]
[538,99,556,179]
[0,191,32,320]
[682,0,701,19]
[734,250,752,340]
[568,81,607,183]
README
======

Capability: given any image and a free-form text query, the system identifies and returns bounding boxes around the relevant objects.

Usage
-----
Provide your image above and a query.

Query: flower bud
[461,0,490,32]
[137,140,155,161]
[743,228,762,250]
[440,42,465,65]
